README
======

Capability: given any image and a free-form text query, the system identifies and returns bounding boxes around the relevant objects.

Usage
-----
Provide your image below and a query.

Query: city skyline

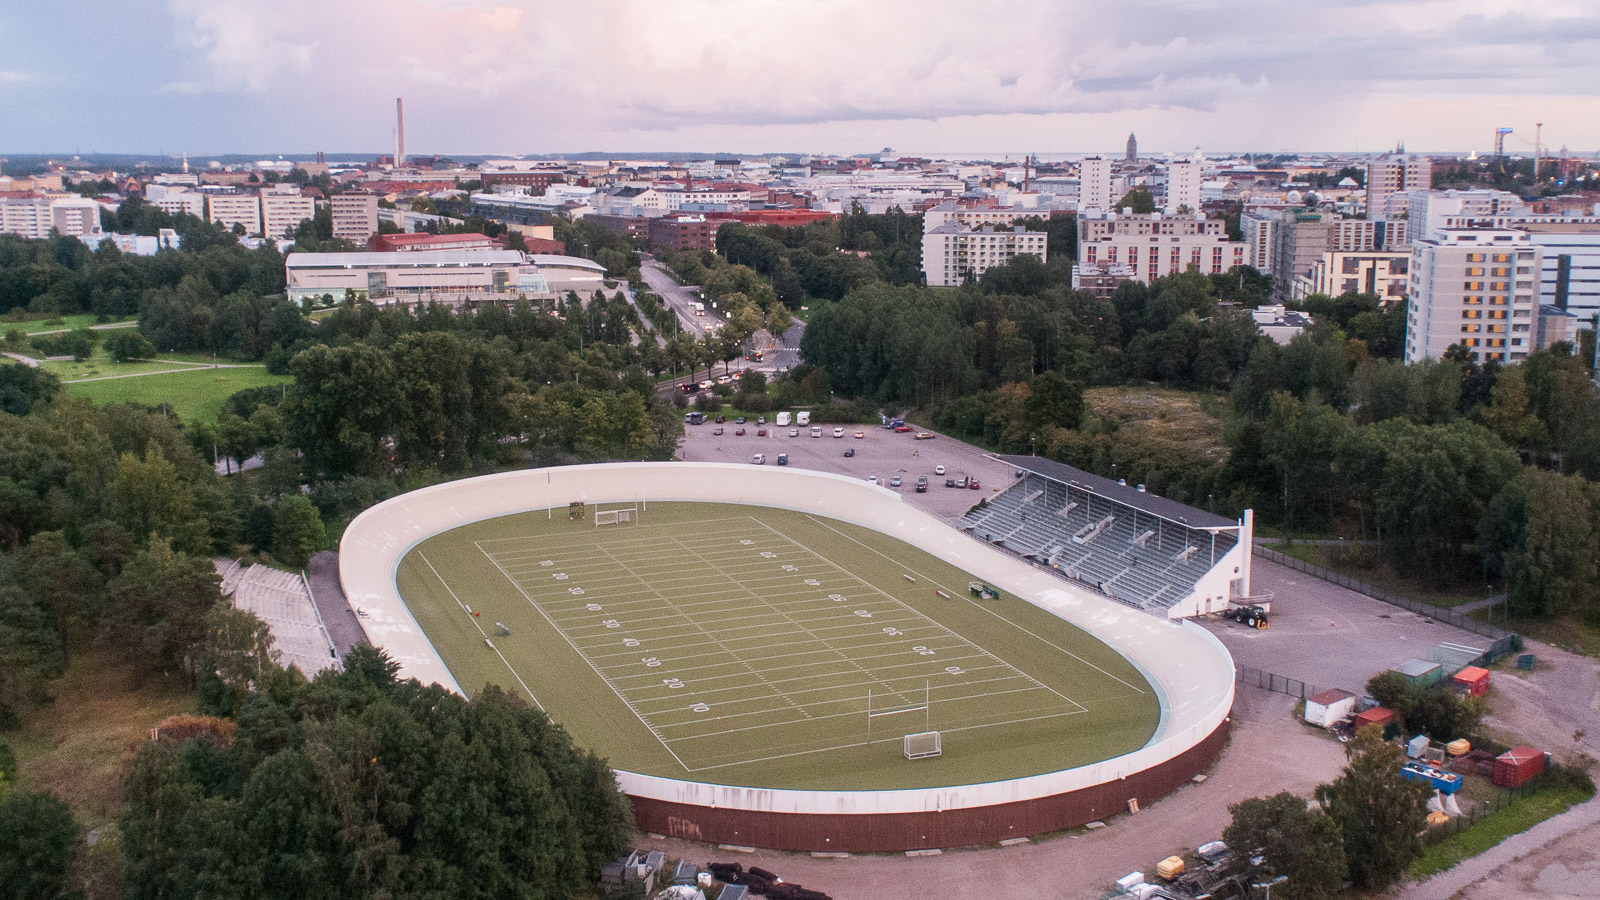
[4,0,1598,157]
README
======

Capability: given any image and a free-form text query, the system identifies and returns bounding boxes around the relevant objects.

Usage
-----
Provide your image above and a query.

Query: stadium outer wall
[340,462,1235,853]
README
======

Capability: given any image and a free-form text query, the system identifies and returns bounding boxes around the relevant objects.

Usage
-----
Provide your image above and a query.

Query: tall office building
[1126,134,1137,162]
[1405,229,1540,364]
[1366,152,1432,221]
[1079,156,1113,214]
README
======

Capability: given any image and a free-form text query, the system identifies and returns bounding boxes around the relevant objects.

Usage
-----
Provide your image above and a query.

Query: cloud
[0,71,39,85]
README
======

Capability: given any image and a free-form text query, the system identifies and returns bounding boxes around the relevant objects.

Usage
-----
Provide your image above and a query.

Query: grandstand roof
[1000,455,1236,530]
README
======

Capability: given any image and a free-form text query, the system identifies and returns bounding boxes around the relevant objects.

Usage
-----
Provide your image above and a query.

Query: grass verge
[65,366,289,424]
[1270,541,1497,609]
[1,313,131,335]
[1410,780,1595,879]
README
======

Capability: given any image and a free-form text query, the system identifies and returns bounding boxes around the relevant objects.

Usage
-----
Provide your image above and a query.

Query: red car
[894,424,912,433]
[969,479,981,490]
[756,428,768,436]
[735,428,746,435]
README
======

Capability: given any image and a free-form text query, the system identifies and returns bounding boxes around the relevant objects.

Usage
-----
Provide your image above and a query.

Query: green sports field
[397,502,1160,791]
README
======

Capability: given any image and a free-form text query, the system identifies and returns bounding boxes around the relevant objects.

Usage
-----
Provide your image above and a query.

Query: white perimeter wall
[340,462,1235,817]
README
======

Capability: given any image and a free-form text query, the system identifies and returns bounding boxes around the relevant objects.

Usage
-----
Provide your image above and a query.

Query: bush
[0,789,79,900]
[1364,672,1483,741]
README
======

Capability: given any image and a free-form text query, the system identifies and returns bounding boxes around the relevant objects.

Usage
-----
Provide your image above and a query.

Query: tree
[1315,726,1432,890]
[271,495,325,570]
[1480,468,1600,618]
[105,329,157,363]
[1113,188,1156,214]
[1223,791,1346,900]
[0,789,79,900]
[102,536,223,681]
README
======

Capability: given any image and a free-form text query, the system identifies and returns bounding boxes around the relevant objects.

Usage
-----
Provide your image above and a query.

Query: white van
[751,453,765,465]
[832,427,844,438]
[796,411,811,426]
[810,426,823,438]
[776,412,791,426]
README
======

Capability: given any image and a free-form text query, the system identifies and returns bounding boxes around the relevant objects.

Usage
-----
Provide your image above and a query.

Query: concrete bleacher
[214,558,341,677]
[961,472,1238,615]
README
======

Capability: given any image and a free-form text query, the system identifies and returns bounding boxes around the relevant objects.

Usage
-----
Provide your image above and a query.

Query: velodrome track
[339,462,1235,851]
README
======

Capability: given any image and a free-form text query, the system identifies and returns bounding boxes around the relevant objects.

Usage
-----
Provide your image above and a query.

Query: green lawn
[39,347,220,381]
[0,313,132,335]
[397,502,1159,791]
[64,366,289,424]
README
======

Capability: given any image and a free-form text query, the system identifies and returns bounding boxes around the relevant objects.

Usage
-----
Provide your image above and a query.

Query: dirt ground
[1436,816,1600,900]
[633,688,1350,900]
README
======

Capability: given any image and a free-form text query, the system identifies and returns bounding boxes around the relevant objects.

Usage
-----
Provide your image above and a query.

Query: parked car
[789,428,800,437]
[867,475,878,484]
[894,424,913,433]
[713,427,724,435]
[777,453,788,466]
[854,431,865,439]
[935,465,946,475]
[757,428,768,436]
[715,415,726,424]
[969,478,981,490]
[916,476,929,493]
[915,432,934,440]
[756,415,766,425]
[751,453,765,464]
[889,475,902,487]
[844,448,856,457]
[945,477,956,488]
[735,416,747,424]
[735,428,746,435]
[833,427,845,438]
[810,426,823,438]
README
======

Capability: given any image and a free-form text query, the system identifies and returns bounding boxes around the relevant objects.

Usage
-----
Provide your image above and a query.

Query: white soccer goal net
[904,731,942,760]
[593,502,639,527]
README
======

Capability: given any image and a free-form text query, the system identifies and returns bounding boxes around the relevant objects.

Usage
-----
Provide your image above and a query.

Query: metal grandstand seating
[213,560,341,677]
[960,472,1239,615]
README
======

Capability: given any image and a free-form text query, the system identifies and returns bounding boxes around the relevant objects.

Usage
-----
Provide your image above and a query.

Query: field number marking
[912,645,935,655]
[585,603,603,611]
[553,572,568,580]
[690,703,711,713]
[945,666,966,675]
[539,560,553,566]
[623,637,640,647]
[882,627,902,636]
[854,610,872,618]
[643,657,662,667]
[803,578,820,586]
[602,619,621,629]
[663,678,685,689]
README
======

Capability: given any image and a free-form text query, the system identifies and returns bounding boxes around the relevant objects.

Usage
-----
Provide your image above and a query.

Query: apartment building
[1366,152,1432,221]
[1406,189,1528,241]
[1241,211,1277,273]
[1076,212,1246,285]
[1267,211,1409,298]
[1517,218,1600,319]
[260,186,315,239]
[922,201,1038,231]
[146,183,206,218]
[1165,156,1202,215]
[1293,251,1411,302]
[1071,261,1136,298]
[1405,229,1541,365]
[1,194,104,239]
[646,214,716,252]
[330,192,379,244]
[1079,156,1113,213]
[922,223,1047,287]
[206,193,262,235]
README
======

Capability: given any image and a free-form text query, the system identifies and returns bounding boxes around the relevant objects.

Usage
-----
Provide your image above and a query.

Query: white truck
[692,301,706,316]
[775,412,791,426]
[796,411,811,426]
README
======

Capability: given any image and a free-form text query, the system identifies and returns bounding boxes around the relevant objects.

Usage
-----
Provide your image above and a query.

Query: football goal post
[593,502,640,527]
[866,681,932,750]
[903,731,943,760]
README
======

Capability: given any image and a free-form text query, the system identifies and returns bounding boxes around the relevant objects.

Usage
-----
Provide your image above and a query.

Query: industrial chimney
[396,98,406,168]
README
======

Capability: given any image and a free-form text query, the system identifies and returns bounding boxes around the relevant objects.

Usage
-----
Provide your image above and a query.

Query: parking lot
[676,418,1021,520]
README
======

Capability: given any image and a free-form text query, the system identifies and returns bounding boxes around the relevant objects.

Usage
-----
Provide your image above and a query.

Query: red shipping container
[1353,707,1395,731]
[1493,746,1545,787]
[1452,666,1490,697]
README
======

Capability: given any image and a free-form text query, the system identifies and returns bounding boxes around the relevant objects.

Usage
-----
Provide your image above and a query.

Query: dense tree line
[121,647,633,900]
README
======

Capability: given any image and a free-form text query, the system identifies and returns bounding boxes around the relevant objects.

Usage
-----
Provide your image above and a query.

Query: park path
[2,351,37,367]
[24,321,139,336]
[63,362,265,384]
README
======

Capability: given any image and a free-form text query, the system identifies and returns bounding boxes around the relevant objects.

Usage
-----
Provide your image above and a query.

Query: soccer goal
[904,731,943,760]
[593,502,640,527]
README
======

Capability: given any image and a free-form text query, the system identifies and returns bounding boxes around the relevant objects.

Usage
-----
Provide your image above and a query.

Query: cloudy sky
[5,0,1598,158]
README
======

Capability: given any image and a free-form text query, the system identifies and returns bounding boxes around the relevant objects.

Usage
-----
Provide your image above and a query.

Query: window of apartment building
[1513,324,1530,332]
[1464,281,1484,290]
[1492,253,1511,262]
[1467,252,1486,262]
[1466,267,1485,276]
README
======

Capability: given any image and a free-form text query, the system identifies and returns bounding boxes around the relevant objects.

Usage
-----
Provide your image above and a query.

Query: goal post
[593,502,640,527]
[904,731,942,760]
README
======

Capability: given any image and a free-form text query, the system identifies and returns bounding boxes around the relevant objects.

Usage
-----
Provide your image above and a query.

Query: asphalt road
[640,260,718,340]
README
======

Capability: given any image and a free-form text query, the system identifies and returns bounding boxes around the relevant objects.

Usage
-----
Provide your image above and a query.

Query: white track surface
[340,462,1235,817]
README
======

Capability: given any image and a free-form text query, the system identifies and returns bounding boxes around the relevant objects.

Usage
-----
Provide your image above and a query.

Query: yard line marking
[802,514,1148,695]
[474,541,694,773]
[415,550,545,712]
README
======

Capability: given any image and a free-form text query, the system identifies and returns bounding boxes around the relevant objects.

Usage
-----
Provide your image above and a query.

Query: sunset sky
[5,0,1598,157]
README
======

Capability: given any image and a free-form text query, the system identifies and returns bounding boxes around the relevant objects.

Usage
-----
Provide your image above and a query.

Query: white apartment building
[922,201,1038,231]
[1517,218,1600,319]
[330,193,379,244]
[1294,251,1411,303]
[1164,156,1202,215]
[1,194,104,239]
[1079,156,1113,213]
[661,186,752,212]
[1405,189,1529,242]
[206,193,262,235]
[260,187,315,239]
[1077,212,1247,284]
[1405,229,1540,365]
[1241,211,1277,273]
[1366,152,1432,221]
[922,223,1047,287]
[146,184,206,218]
[595,185,668,217]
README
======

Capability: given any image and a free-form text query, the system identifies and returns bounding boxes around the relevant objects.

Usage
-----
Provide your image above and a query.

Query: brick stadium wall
[631,719,1230,852]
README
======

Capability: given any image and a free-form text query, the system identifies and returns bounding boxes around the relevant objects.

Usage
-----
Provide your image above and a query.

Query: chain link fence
[1254,546,1521,666]
[1236,664,1323,701]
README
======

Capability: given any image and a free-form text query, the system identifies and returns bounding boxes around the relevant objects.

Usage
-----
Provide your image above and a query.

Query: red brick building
[481,171,561,193]
[646,215,715,251]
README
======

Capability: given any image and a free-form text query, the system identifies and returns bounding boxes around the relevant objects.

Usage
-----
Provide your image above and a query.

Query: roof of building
[1000,455,1237,529]
[526,254,606,272]
[376,232,496,248]
[1309,688,1357,706]
[285,250,527,267]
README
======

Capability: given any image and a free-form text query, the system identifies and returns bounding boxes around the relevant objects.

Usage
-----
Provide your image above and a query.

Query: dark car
[715,415,726,424]
[844,448,855,457]
[735,416,747,425]
[735,427,746,435]
[916,476,929,493]
[945,477,956,487]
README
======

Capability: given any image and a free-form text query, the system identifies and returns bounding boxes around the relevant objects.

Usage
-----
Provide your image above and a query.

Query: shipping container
[1395,658,1443,687]
[1353,706,1396,731]
[1493,746,1545,788]
[1304,689,1357,728]
[1451,666,1490,697]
